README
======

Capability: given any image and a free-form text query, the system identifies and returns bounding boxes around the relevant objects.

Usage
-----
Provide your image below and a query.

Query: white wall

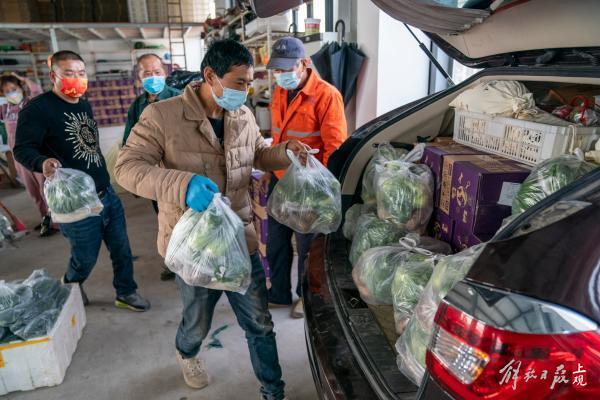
[354,3,432,129]
[355,0,380,129]
[377,14,431,116]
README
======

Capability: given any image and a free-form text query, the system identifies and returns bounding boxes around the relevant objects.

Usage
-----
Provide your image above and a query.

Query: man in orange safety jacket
[260,37,347,318]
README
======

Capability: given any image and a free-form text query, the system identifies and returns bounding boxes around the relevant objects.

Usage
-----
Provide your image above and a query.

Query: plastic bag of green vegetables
[165,194,252,294]
[395,244,484,385]
[343,203,376,240]
[512,155,597,215]
[362,143,408,205]
[375,144,434,232]
[44,168,103,223]
[392,237,451,335]
[267,150,342,234]
[352,234,451,305]
[0,213,13,252]
[349,214,407,265]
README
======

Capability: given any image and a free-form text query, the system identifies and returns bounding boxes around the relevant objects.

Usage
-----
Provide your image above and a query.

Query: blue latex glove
[185,175,219,212]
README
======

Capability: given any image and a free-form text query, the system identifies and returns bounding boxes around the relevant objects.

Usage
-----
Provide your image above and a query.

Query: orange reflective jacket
[270,68,347,179]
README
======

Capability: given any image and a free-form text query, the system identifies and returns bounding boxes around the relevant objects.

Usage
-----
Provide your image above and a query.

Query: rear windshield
[427,0,493,9]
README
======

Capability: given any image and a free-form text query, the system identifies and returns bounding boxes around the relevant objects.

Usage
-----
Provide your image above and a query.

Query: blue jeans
[175,253,285,400]
[59,186,137,297]
[266,177,314,305]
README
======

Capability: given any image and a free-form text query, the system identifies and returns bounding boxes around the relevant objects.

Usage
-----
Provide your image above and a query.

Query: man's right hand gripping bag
[165,194,252,294]
[43,168,104,223]
[267,150,342,234]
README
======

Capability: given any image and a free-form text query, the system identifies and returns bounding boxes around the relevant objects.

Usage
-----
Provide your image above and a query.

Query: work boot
[176,351,209,389]
[160,267,176,281]
[115,292,151,312]
[290,299,304,319]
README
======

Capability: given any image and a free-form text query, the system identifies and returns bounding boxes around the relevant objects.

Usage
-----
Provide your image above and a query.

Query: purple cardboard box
[450,155,530,237]
[451,224,492,252]
[250,170,268,206]
[421,143,486,207]
[429,210,455,244]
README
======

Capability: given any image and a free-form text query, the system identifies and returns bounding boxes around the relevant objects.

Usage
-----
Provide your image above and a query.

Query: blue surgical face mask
[5,90,23,105]
[275,71,301,90]
[142,76,166,95]
[212,78,247,111]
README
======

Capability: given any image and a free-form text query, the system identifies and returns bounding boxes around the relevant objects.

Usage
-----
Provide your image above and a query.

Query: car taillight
[426,301,600,399]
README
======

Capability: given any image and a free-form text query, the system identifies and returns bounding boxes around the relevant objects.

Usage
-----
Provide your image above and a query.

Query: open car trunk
[304,66,600,399]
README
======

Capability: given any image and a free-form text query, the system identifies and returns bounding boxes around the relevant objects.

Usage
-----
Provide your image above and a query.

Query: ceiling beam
[60,28,86,41]
[1,29,37,41]
[33,29,50,37]
[88,28,105,40]
[114,28,127,40]
[139,28,147,39]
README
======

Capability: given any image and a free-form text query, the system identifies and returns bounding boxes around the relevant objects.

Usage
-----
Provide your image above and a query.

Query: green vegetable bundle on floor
[165,194,252,294]
[395,244,484,385]
[43,168,103,223]
[512,155,597,215]
[267,150,342,234]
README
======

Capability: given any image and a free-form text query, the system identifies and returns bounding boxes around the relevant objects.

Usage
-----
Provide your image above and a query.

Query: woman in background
[0,72,54,236]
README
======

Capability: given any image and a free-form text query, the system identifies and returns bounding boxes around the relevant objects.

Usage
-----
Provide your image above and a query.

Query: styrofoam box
[453,109,600,166]
[245,15,292,36]
[0,284,86,395]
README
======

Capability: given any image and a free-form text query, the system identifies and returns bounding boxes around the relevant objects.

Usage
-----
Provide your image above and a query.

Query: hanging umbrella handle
[335,19,346,44]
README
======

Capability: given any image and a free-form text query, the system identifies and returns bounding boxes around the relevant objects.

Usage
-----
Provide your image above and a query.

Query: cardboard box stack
[87,79,136,128]
[249,170,271,286]
[422,141,531,251]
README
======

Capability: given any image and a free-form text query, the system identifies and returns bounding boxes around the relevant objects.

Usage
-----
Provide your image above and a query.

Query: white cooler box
[0,284,86,395]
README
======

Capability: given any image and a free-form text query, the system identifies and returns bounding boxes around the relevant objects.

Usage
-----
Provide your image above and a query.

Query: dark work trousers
[266,177,314,305]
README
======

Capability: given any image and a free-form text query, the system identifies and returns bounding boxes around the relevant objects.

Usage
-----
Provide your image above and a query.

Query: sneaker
[160,267,176,281]
[61,276,89,306]
[115,292,150,312]
[176,351,209,389]
[290,299,304,319]
[39,215,56,237]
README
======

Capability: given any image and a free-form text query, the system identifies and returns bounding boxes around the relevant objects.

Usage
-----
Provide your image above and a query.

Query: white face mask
[5,90,23,105]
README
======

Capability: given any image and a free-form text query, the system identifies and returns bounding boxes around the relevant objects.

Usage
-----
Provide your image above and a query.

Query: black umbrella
[310,20,366,106]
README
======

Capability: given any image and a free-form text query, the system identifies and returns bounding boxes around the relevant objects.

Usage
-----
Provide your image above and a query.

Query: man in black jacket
[14,50,149,312]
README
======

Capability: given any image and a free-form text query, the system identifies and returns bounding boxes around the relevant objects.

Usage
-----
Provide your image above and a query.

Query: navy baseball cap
[267,37,305,70]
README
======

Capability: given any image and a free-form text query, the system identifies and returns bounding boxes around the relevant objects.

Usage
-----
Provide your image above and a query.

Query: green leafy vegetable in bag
[362,143,408,205]
[44,168,103,223]
[395,244,484,385]
[375,144,434,232]
[349,214,407,265]
[512,155,597,214]
[166,195,252,293]
[343,203,375,240]
[268,150,342,234]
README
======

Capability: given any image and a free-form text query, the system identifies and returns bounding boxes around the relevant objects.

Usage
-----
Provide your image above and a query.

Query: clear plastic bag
[342,203,375,240]
[361,143,408,205]
[166,194,252,294]
[349,213,407,266]
[0,269,71,342]
[0,213,14,252]
[352,234,451,306]
[395,244,484,385]
[512,155,598,215]
[44,168,104,223]
[267,150,342,234]
[391,236,451,335]
[375,144,434,233]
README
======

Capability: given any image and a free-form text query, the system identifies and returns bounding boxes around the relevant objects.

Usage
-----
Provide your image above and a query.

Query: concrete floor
[1,186,318,400]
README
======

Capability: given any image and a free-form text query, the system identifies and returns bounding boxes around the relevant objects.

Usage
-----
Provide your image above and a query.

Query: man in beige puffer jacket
[115,40,307,400]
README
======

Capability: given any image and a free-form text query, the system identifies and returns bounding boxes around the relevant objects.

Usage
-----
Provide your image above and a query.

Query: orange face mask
[59,76,88,98]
